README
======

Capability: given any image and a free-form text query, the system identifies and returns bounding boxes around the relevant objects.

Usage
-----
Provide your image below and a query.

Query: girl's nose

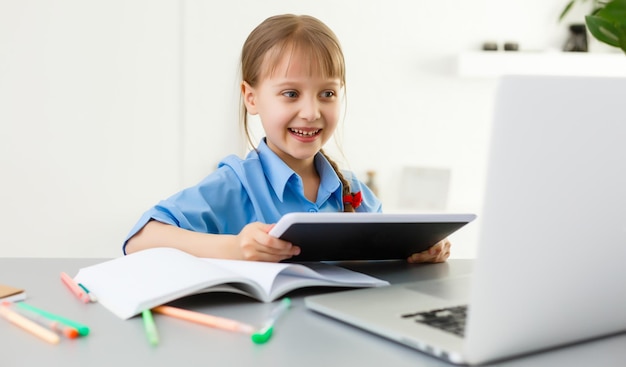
[299,97,321,122]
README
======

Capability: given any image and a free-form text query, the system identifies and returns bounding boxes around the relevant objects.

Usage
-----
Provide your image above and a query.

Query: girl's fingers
[407,239,452,263]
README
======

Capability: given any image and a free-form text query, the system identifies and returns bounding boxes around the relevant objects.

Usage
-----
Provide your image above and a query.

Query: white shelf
[458,51,626,78]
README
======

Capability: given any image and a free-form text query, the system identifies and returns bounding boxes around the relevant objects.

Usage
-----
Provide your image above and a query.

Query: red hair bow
[343,191,362,209]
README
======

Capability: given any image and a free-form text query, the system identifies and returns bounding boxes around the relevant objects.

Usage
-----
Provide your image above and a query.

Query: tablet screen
[269,213,476,262]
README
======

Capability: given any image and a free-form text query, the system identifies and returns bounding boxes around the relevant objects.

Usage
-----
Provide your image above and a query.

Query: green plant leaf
[562,0,626,53]
[586,15,621,46]
[597,0,626,22]
[586,0,626,53]
[559,0,577,22]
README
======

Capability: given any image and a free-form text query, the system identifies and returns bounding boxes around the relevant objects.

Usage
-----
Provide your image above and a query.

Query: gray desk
[1,258,624,366]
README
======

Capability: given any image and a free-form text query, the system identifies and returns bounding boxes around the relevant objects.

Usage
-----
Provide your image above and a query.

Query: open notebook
[305,75,626,365]
[73,247,388,319]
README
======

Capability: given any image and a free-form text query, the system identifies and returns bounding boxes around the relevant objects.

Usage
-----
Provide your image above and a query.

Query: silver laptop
[305,75,626,365]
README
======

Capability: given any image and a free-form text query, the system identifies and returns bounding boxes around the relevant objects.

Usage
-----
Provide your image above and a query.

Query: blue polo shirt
[123,139,382,254]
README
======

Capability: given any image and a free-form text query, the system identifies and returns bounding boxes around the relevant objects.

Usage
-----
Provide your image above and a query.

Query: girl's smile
[288,127,322,140]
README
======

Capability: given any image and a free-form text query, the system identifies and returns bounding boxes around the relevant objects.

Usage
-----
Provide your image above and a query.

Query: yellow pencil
[0,303,60,344]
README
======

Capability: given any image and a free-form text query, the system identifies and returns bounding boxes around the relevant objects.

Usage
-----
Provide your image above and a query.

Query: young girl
[124,14,451,263]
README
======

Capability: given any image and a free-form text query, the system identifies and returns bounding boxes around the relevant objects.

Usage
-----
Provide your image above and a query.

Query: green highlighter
[251,297,291,344]
[142,309,159,346]
[16,302,90,336]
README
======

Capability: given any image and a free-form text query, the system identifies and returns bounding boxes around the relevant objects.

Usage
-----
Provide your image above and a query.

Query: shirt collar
[315,153,343,205]
[256,138,342,203]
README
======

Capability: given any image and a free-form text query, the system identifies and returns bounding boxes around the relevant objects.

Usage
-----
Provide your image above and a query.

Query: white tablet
[269,212,476,262]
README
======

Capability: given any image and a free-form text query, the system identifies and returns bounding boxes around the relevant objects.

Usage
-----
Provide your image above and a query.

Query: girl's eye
[282,91,298,98]
[321,90,335,98]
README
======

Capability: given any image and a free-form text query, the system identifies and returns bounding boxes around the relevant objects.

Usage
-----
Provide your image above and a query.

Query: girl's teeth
[290,129,319,136]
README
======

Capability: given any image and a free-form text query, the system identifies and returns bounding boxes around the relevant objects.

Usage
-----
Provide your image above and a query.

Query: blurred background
[1,0,622,258]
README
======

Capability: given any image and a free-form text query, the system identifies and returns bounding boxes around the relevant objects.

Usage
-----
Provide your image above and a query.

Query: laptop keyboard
[401,305,468,337]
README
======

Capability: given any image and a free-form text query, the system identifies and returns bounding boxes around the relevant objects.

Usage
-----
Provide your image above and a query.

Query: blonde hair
[240,14,355,212]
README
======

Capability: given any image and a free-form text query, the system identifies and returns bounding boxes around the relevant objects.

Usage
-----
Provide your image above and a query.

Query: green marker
[142,309,159,346]
[16,302,90,336]
[251,297,291,344]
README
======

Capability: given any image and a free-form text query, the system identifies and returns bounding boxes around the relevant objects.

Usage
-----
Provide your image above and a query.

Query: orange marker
[60,272,90,303]
[153,305,255,334]
[4,302,79,339]
[0,303,60,344]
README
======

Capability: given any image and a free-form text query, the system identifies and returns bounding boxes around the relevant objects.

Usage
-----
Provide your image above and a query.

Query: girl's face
[242,50,342,171]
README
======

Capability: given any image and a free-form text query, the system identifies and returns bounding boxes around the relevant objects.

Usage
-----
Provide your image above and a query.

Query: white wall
[0,1,183,257]
[0,0,600,258]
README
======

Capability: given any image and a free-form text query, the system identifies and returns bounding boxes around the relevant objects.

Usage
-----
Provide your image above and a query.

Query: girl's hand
[407,238,451,264]
[235,222,301,262]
